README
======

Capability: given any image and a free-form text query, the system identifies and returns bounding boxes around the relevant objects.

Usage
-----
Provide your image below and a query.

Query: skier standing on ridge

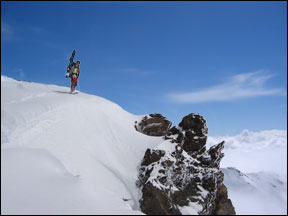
[66,50,80,94]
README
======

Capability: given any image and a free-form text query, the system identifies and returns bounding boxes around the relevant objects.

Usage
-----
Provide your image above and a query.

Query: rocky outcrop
[135,113,172,136]
[212,184,236,215]
[167,113,208,153]
[136,113,236,215]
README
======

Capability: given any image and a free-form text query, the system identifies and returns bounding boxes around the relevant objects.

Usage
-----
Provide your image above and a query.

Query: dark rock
[207,141,225,169]
[166,113,209,153]
[140,183,182,215]
[141,149,165,166]
[212,184,236,215]
[138,143,229,214]
[182,130,206,152]
[136,113,172,136]
[179,113,208,134]
[168,126,180,135]
[180,113,208,153]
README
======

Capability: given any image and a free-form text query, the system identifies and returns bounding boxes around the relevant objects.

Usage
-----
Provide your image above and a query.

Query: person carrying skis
[66,50,80,93]
[68,60,80,93]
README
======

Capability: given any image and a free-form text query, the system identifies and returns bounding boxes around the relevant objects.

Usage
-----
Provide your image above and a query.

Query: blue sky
[1,1,287,135]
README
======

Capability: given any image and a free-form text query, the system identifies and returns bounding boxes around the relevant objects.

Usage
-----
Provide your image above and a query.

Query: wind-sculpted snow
[1,76,162,214]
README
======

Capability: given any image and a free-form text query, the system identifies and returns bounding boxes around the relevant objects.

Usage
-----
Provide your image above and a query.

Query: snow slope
[222,167,287,215]
[1,76,163,214]
[1,75,287,215]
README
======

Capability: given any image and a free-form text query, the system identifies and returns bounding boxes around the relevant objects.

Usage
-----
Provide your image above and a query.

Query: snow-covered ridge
[1,75,287,215]
[1,75,163,214]
[1,75,18,82]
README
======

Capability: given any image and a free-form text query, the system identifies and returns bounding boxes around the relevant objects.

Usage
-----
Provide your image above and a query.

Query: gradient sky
[1,1,287,135]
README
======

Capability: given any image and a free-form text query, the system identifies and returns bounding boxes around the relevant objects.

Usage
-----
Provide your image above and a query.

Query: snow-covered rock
[135,113,172,136]
[168,113,208,152]
[136,113,235,215]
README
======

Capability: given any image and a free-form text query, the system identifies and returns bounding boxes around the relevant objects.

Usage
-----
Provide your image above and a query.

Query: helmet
[76,60,80,64]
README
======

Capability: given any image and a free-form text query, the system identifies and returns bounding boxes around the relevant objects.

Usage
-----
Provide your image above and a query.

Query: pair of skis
[65,50,76,78]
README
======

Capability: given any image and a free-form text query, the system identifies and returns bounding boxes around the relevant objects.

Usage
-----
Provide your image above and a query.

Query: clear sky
[1,1,287,136]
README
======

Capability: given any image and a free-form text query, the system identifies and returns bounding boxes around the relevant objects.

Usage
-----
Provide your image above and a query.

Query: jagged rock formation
[136,113,236,215]
[167,113,208,153]
[212,184,236,215]
[135,113,172,136]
